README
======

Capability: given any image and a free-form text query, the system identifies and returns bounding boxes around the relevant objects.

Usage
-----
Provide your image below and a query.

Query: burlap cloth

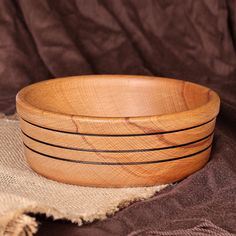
[0,117,167,236]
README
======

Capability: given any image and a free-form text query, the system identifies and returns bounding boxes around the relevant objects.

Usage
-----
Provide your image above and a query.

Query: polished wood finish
[16,75,220,187]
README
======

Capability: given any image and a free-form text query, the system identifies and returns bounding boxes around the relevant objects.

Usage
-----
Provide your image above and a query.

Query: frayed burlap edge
[1,213,37,236]
[0,114,168,235]
[0,113,18,121]
[0,187,166,236]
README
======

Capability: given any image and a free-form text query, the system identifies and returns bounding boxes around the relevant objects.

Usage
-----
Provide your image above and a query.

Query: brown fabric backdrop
[0,0,235,235]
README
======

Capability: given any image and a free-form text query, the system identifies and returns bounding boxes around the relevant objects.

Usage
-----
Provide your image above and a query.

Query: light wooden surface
[16,75,220,187]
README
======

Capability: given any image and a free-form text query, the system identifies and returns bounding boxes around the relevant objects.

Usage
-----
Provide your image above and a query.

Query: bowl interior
[22,76,210,117]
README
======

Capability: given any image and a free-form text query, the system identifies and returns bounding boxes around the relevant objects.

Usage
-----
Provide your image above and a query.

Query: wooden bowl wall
[16,75,220,187]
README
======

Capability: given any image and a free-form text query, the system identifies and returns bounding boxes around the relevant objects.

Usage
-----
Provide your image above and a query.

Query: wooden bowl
[16,75,220,187]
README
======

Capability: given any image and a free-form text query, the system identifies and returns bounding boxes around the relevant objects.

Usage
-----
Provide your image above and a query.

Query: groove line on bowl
[20,117,216,137]
[21,129,214,153]
[23,143,212,165]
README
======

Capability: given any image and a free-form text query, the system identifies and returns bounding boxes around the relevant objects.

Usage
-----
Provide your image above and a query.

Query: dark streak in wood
[23,143,212,165]
[21,117,216,137]
[21,130,214,153]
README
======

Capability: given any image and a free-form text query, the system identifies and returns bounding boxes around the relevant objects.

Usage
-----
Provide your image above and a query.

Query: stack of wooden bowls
[16,75,220,187]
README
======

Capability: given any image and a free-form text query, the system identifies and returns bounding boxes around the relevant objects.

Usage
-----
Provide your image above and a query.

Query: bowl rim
[16,74,220,126]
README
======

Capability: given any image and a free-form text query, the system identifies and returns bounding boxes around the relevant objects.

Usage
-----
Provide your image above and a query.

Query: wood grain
[16,75,220,187]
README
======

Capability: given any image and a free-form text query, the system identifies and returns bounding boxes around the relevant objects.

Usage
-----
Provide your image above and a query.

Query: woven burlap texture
[0,118,167,236]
